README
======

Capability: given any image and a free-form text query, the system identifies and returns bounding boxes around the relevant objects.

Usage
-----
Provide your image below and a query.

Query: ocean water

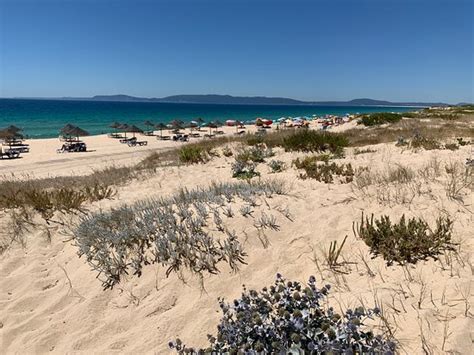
[0,98,414,139]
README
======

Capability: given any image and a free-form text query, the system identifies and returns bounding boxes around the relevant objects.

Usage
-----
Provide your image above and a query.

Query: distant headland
[8,94,452,107]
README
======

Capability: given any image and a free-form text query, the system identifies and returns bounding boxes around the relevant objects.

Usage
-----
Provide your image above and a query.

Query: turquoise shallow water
[0,99,414,139]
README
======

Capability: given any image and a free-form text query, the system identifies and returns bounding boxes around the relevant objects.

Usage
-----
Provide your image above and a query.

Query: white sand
[0,123,472,354]
[0,126,253,178]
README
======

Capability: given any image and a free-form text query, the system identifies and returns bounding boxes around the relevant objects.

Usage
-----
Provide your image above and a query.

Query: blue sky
[0,0,472,103]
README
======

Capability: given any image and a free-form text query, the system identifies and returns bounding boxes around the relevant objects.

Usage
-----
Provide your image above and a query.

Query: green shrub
[232,160,260,180]
[246,134,265,146]
[354,213,455,265]
[293,157,354,183]
[400,111,419,118]
[444,143,459,151]
[268,160,286,173]
[282,130,348,154]
[359,113,402,126]
[411,134,441,150]
[178,145,210,164]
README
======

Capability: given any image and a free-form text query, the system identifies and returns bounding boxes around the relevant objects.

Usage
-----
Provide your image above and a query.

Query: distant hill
[51,94,449,107]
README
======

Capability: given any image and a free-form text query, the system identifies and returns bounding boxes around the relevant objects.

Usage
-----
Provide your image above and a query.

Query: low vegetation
[354,213,455,266]
[231,145,275,179]
[293,156,354,183]
[410,134,441,150]
[354,147,377,155]
[267,159,286,173]
[359,112,402,126]
[282,130,349,154]
[344,113,473,147]
[353,160,473,205]
[178,145,212,164]
[170,274,396,354]
[73,180,287,289]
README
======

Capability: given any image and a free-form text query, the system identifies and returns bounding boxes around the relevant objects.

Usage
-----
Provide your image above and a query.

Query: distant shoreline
[0,98,415,139]
[1,95,442,108]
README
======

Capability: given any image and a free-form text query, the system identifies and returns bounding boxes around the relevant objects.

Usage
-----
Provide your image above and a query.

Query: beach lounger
[120,137,136,144]
[157,135,171,140]
[234,130,246,135]
[143,131,155,136]
[2,144,30,153]
[128,140,148,147]
[189,133,201,138]
[57,141,87,153]
[0,150,20,159]
[215,130,225,135]
[203,134,215,138]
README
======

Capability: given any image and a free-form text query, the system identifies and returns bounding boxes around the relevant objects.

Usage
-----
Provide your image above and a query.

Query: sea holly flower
[170,275,396,354]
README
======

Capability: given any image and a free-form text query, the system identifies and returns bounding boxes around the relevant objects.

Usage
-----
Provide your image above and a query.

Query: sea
[0,98,415,139]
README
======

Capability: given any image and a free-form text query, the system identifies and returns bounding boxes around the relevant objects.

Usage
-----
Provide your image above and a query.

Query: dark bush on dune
[359,113,402,127]
[282,130,349,154]
[354,213,455,265]
[170,274,396,354]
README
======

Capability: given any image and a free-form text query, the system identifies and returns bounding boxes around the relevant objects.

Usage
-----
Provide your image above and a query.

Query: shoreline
[0,121,358,178]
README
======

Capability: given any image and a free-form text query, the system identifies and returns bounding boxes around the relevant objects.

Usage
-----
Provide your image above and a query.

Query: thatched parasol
[203,122,217,135]
[0,127,24,147]
[60,124,89,141]
[155,123,167,138]
[127,125,143,137]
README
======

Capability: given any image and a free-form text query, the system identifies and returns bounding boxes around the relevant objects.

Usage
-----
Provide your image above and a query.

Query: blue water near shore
[0,98,415,139]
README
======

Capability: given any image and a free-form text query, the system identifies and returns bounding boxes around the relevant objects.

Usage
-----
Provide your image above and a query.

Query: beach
[0,112,473,354]
[0,120,358,177]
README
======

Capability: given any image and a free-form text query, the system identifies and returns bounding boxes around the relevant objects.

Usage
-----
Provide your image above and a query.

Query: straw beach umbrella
[168,119,184,134]
[109,122,121,136]
[144,120,155,134]
[118,123,130,138]
[155,123,167,138]
[127,125,143,137]
[60,124,79,141]
[60,125,89,141]
[4,125,22,134]
[0,127,24,148]
[186,121,198,132]
[169,119,184,129]
[203,121,217,135]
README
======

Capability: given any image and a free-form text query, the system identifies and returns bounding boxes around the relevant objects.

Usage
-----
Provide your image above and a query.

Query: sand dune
[0,125,472,354]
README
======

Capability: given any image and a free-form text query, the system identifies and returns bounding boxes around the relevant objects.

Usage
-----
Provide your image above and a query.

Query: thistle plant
[170,274,396,354]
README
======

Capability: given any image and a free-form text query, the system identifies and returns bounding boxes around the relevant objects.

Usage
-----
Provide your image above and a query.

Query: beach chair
[128,140,148,147]
[57,141,87,153]
[157,135,171,141]
[0,150,20,159]
[120,137,136,144]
